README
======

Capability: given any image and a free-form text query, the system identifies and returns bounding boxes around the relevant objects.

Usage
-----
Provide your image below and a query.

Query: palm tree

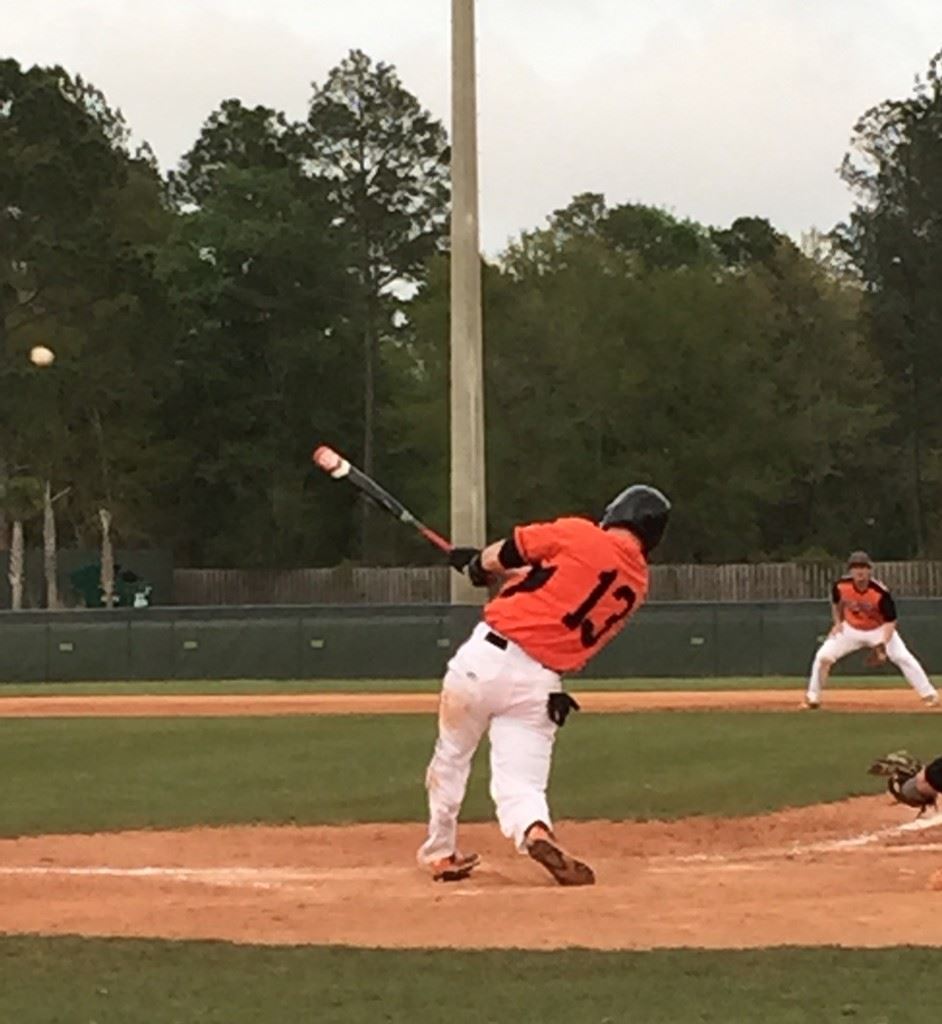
[0,476,43,609]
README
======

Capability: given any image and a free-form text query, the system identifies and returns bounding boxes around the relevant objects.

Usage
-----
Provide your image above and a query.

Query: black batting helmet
[601,485,671,554]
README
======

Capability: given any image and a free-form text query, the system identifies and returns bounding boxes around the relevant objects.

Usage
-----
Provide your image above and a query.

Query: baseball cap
[848,550,873,567]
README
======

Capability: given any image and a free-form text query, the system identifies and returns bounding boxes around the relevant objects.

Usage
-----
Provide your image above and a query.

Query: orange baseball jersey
[831,577,897,630]
[484,516,649,673]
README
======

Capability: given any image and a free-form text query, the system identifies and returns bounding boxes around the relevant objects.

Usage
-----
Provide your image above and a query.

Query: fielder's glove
[548,692,581,727]
[447,547,492,588]
[864,644,888,668]
[868,750,937,815]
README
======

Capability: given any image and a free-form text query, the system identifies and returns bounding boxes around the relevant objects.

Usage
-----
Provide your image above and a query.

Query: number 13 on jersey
[563,570,636,648]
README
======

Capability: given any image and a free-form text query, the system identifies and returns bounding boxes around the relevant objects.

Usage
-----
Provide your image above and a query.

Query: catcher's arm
[868,751,938,815]
[921,757,942,796]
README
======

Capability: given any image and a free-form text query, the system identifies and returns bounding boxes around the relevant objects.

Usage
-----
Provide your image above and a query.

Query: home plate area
[1,796,940,951]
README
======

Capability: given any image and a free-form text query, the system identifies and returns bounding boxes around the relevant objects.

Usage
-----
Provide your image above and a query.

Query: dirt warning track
[0,688,934,717]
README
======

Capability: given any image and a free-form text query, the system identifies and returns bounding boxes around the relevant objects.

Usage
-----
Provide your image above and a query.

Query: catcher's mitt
[868,750,937,814]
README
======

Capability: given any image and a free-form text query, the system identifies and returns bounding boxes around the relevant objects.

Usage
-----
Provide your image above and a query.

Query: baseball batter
[804,550,938,709]
[418,485,671,886]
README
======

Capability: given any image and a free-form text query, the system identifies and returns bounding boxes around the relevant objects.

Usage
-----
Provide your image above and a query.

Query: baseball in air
[29,345,55,367]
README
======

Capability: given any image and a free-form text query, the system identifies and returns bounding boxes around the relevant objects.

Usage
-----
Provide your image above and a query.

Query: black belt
[483,627,563,674]
[484,630,508,651]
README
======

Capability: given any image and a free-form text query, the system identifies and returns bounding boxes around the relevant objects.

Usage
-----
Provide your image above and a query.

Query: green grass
[1,712,938,836]
[0,674,902,696]
[0,938,939,1023]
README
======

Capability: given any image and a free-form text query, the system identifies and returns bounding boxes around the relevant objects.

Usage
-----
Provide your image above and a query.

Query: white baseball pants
[418,622,560,864]
[806,624,937,702]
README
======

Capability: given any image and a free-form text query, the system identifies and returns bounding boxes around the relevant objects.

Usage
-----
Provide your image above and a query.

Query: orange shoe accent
[430,851,480,882]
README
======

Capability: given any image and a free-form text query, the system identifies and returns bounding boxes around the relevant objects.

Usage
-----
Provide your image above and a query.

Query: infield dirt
[0,798,939,950]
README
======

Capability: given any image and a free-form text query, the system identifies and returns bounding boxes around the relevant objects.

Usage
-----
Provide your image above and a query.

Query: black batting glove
[466,552,492,588]
[447,547,492,587]
[547,692,581,727]
[448,547,479,573]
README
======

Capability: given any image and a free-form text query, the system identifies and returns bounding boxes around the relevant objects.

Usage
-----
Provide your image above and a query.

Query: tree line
[2,48,942,603]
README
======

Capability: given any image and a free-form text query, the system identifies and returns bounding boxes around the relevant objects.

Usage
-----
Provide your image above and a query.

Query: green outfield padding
[128,619,176,679]
[1,599,939,682]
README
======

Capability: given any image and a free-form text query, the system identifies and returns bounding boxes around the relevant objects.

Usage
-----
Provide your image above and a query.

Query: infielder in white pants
[805,550,938,709]
[419,484,671,886]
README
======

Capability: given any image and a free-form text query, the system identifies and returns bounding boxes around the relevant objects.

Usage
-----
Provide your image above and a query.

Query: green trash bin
[69,563,153,608]
[69,563,102,608]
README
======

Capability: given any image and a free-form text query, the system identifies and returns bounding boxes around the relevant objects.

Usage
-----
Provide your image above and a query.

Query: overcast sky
[7,1,942,251]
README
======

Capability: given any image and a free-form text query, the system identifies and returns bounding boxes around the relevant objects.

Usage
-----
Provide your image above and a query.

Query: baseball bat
[312,445,453,554]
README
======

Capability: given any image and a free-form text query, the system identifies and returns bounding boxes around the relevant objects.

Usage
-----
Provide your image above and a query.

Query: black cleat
[526,837,595,887]
[431,852,480,882]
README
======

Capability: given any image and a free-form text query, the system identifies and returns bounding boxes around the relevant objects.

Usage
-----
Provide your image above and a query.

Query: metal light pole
[450,0,487,603]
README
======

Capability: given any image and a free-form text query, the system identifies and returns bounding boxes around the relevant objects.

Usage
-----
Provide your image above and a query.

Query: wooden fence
[172,560,942,605]
[172,566,449,606]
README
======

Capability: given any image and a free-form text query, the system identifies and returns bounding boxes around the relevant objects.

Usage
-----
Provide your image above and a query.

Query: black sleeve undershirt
[498,535,527,570]
[878,590,897,622]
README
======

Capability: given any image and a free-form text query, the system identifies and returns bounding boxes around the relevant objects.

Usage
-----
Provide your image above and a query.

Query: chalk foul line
[0,865,412,889]
[653,810,942,868]
[1,814,940,888]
